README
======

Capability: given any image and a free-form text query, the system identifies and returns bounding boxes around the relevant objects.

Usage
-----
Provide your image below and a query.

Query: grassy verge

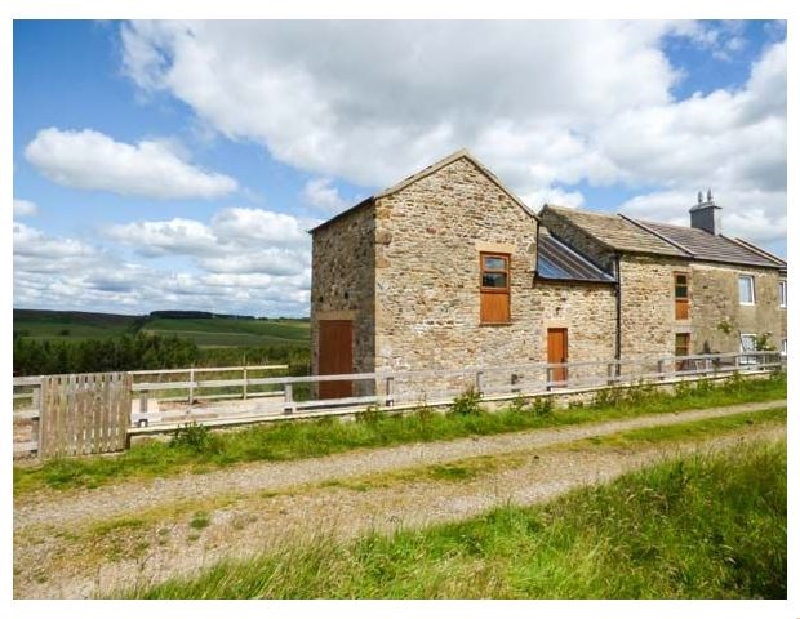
[125,440,786,600]
[13,372,786,496]
[18,410,784,580]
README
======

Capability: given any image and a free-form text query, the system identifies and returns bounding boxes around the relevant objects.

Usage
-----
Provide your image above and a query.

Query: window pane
[482,272,508,288]
[675,284,688,299]
[740,335,756,352]
[738,276,753,303]
[483,256,507,271]
[675,274,687,286]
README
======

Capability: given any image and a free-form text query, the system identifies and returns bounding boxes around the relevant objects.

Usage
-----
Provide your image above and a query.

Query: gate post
[385,376,395,407]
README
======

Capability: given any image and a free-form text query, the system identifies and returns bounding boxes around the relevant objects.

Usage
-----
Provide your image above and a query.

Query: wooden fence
[12,351,786,459]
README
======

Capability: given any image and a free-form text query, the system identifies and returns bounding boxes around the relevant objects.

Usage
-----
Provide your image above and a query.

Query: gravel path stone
[13,400,786,599]
[14,399,785,529]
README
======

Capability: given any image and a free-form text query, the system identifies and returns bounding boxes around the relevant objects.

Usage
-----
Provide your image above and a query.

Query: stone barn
[310,150,617,399]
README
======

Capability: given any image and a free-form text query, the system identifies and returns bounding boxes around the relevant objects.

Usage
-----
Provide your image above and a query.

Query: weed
[451,388,483,416]
[189,512,211,530]
[170,422,221,455]
[356,405,386,424]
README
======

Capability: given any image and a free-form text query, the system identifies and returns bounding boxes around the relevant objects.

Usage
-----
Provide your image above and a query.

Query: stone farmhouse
[310,149,786,398]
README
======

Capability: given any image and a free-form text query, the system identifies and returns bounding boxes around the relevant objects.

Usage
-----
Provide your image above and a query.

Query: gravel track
[15,399,785,529]
[13,400,786,599]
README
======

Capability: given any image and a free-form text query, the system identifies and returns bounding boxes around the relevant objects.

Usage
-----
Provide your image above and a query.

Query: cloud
[24,128,238,199]
[118,20,785,243]
[104,218,218,257]
[302,178,348,211]
[13,219,312,317]
[13,199,38,217]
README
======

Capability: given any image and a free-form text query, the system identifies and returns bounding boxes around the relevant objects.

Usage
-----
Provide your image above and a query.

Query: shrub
[356,405,386,424]
[170,422,221,455]
[451,388,483,416]
[531,396,552,417]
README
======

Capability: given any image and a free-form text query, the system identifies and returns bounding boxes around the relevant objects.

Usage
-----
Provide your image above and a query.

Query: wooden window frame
[674,272,689,320]
[479,251,511,325]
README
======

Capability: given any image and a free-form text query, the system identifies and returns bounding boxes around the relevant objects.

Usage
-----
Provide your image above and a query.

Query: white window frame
[738,274,756,306]
[740,333,758,365]
[779,280,786,308]
[781,338,787,357]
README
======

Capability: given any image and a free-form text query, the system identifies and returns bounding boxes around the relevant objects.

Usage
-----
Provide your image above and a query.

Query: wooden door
[547,328,568,384]
[318,320,353,399]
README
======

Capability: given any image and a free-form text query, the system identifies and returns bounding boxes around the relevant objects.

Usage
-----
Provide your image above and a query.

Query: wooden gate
[318,320,353,399]
[39,372,131,458]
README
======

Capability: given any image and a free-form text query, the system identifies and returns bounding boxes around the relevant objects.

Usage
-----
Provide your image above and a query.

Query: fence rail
[13,351,786,458]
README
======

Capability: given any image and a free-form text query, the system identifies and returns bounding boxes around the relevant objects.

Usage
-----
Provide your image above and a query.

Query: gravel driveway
[13,400,786,599]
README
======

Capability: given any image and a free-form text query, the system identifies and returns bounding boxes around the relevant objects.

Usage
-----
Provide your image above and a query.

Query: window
[675,333,691,372]
[480,252,510,324]
[781,338,787,357]
[738,275,755,305]
[740,333,757,365]
[675,272,689,320]
[779,280,786,308]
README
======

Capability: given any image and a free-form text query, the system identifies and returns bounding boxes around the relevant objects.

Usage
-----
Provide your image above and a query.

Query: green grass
[565,406,786,450]
[143,318,309,348]
[124,440,787,599]
[13,310,309,345]
[13,372,786,497]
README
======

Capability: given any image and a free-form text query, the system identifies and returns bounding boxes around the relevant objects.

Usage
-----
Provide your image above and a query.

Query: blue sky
[12,19,787,317]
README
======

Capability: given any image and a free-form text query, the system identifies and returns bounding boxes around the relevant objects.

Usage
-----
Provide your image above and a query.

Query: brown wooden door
[547,328,568,384]
[318,320,353,399]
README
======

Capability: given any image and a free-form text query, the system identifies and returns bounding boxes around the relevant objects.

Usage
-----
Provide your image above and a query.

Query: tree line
[13,332,310,377]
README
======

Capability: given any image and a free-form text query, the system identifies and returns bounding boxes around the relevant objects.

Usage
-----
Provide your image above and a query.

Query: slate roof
[630,219,780,269]
[543,205,783,270]
[537,229,615,283]
[543,206,688,257]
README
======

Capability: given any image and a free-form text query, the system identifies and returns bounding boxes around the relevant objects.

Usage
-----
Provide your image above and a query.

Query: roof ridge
[375,148,536,219]
[621,214,694,257]
[723,235,787,266]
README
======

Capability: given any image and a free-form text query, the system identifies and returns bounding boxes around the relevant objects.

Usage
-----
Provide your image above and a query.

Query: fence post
[138,393,148,428]
[511,373,520,393]
[189,366,195,405]
[32,379,42,456]
[475,370,485,396]
[546,367,553,392]
[385,376,394,407]
[284,382,294,414]
[607,363,616,386]
[243,366,248,400]
[657,359,664,379]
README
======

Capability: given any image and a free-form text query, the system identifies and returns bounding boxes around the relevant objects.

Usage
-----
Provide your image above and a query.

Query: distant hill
[13,308,310,348]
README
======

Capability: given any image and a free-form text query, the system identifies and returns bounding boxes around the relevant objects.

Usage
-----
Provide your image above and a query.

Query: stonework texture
[691,264,786,354]
[372,157,616,394]
[310,203,375,395]
[311,153,785,400]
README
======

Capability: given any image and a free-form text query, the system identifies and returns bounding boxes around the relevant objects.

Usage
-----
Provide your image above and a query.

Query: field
[143,317,309,348]
[13,309,310,348]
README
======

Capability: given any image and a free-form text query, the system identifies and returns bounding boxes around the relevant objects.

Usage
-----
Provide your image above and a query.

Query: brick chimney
[689,189,722,235]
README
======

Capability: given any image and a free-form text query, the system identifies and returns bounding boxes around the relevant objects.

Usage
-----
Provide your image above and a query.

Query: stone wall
[691,263,786,354]
[372,156,617,396]
[310,204,376,394]
[617,255,693,364]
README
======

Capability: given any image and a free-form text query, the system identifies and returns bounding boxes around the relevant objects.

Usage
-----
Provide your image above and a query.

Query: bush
[451,388,483,416]
[356,405,386,424]
[170,422,221,455]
